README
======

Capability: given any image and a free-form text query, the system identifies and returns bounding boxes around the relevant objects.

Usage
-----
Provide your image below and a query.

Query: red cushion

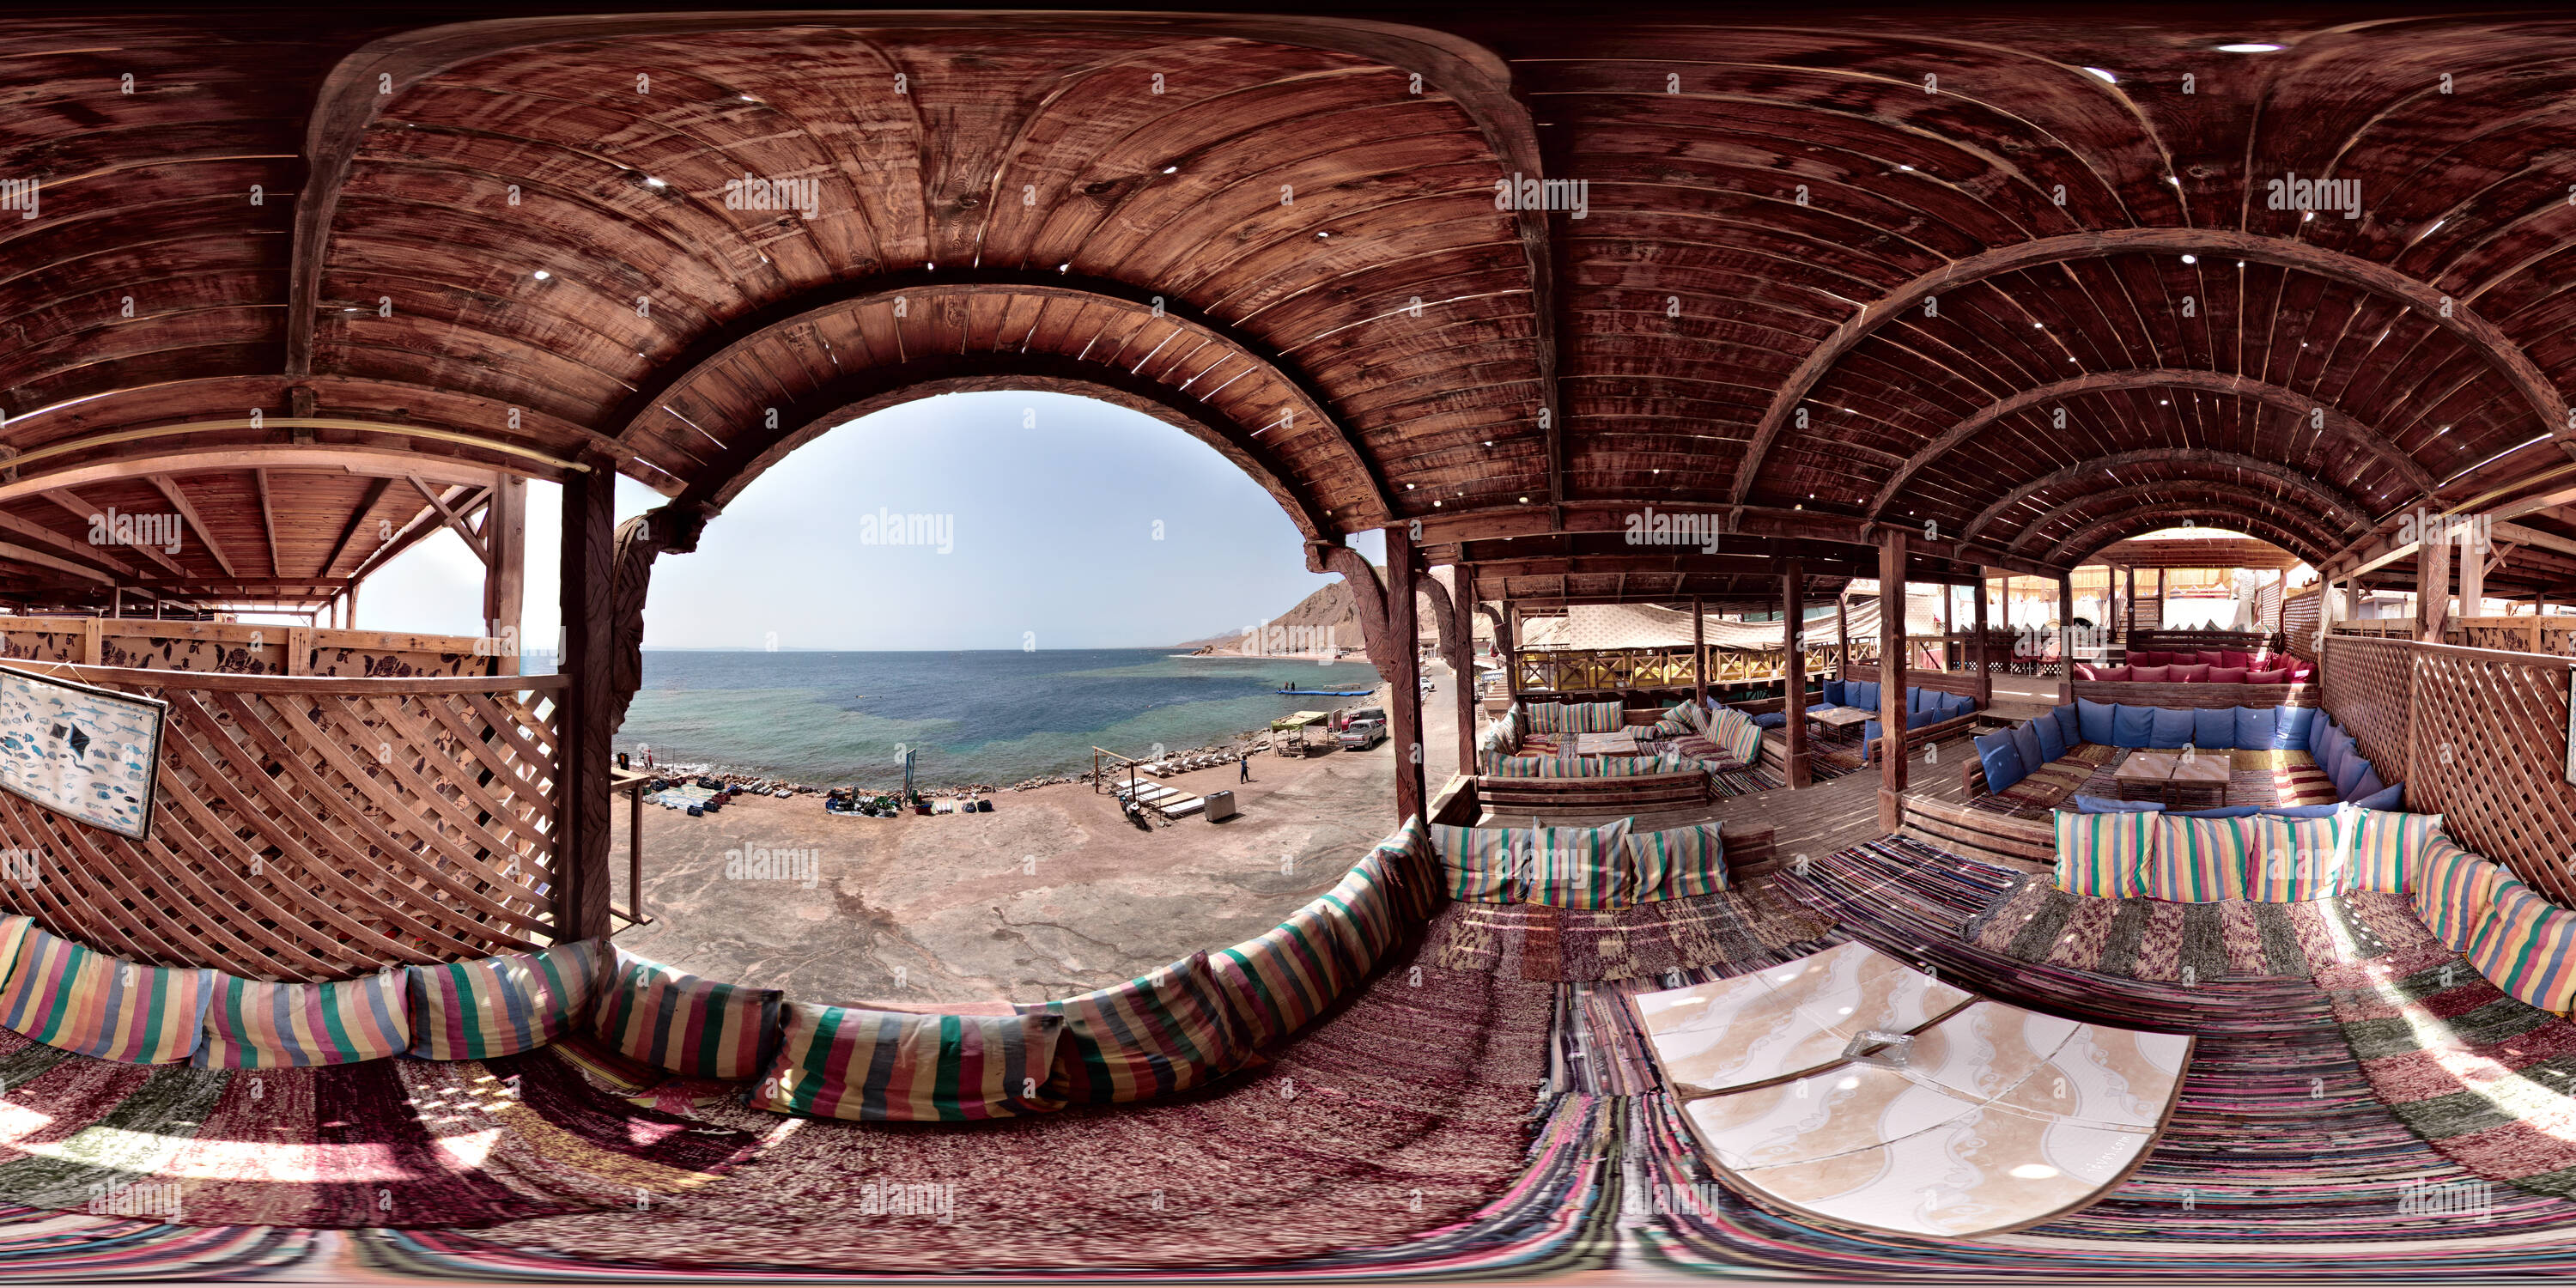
[2074,663,2101,681]
[2246,669,2288,684]
[2172,664,2211,682]
[2196,650,2227,667]
[2125,650,2160,666]
[2287,664,2314,682]
[2129,665,2172,682]
[2096,666,2133,681]
[2207,666,2249,683]
[2220,650,2254,670]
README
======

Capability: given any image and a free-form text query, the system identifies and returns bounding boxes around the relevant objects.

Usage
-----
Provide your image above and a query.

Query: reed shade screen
[2281,586,2323,663]
[0,665,562,981]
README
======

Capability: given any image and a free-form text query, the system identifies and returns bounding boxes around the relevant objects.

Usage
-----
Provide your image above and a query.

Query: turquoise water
[609,649,1385,787]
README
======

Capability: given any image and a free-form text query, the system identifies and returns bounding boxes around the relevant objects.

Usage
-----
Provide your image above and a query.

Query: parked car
[1338,717,1388,750]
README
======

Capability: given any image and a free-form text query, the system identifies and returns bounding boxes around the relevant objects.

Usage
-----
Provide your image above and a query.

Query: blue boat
[1278,684,1373,696]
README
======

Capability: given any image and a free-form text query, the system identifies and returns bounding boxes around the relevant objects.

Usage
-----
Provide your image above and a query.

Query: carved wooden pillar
[1836,591,1851,681]
[1878,532,1907,832]
[1782,561,1809,788]
[1383,525,1426,827]
[1971,570,1993,705]
[556,449,618,944]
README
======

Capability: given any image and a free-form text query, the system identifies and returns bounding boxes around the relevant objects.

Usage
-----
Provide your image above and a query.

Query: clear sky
[351,392,1383,651]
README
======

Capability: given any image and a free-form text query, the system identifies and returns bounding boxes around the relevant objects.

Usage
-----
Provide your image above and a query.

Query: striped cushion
[2141,815,2257,902]
[2467,880,2576,1016]
[194,970,410,1068]
[1672,701,1709,732]
[1315,851,1406,968]
[1627,824,1727,900]
[746,1005,1066,1121]
[2251,812,2351,902]
[1577,700,1625,733]
[1367,815,1442,921]
[2348,809,2443,895]
[2413,838,2507,953]
[0,915,28,988]
[1516,821,1635,910]
[1433,824,1520,902]
[404,937,608,1060]
[1710,708,1765,764]
[1017,950,1246,1103]
[1208,899,1370,1048]
[2052,810,2154,899]
[592,949,783,1079]
[0,926,212,1064]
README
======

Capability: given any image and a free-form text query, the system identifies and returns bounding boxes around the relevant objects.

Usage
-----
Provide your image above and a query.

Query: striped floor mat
[1431,889,1832,983]
[1963,878,2437,983]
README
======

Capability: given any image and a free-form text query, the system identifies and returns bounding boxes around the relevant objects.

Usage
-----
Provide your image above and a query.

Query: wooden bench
[1473,771,1713,813]
[1867,709,1983,765]
[1897,793,2054,872]
[2068,680,2318,710]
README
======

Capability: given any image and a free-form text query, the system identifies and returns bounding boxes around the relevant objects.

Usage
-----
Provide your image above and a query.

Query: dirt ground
[604,664,1465,1006]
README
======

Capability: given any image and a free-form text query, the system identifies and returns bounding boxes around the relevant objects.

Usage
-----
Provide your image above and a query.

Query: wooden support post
[1971,571,1993,705]
[78,617,100,665]
[286,624,311,676]
[2123,565,2136,644]
[2057,573,2075,701]
[1500,601,1519,698]
[483,474,527,677]
[1384,524,1427,829]
[556,449,617,943]
[1836,591,1851,681]
[1782,562,1810,788]
[1691,595,1706,702]
[2419,535,2451,642]
[1878,532,1907,832]
[1449,568,1477,777]
[2458,526,2485,623]
[1940,583,1953,670]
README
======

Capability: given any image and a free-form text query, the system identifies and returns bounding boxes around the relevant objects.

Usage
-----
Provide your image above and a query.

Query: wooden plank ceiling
[6,9,2576,610]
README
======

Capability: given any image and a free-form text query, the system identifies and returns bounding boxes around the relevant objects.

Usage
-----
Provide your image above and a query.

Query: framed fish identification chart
[0,665,166,841]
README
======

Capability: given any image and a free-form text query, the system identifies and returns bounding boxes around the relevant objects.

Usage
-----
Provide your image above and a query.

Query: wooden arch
[1735,227,2576,507]
[2003,480,2354,559]
[2049,511,2334,570]
[1960,448,2372,548]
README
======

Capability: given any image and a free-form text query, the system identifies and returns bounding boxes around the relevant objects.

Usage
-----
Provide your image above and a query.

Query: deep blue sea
[607,650,1385,787]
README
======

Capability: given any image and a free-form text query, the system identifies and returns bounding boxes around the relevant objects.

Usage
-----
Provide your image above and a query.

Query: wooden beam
[483,474,527,677]
[1878,531,1908,831]
[1692,595,1706,702]
[1836,590,1851,679]
[408,476,490,562]
[254,469,283,579]
[1971,570,1993,706]
[2458,529,2486,622]
[1383,524,1427,829]
[43,489,187,579]
[1961,448,2370,548]
[1736,228,2576,507]
[147,476,238,580]
[317,477,392,580]
[1782,560,1809,788]
[0,510,143,580]
[556,447,618,942]
[1450,568,1477,776]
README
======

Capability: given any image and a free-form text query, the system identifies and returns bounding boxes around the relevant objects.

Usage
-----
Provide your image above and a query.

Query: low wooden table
[1807,706,1874,737]
[2163,753,2231,810]
[2112,751,2176,801]
[1571,730,1641,756]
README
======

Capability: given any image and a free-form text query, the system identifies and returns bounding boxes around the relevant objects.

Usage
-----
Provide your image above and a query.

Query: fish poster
[0,665,164,840]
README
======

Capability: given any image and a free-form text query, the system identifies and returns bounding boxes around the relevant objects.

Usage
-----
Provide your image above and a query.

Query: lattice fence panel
[2281,588,2321,662]
[0,669,562,981]
[2406,646,2576,907]
[2322,635,2414,783]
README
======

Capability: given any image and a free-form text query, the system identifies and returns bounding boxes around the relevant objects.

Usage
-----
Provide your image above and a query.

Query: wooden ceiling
[9,8,2576,609]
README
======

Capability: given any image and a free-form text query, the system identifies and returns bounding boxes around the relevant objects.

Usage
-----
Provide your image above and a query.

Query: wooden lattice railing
[0,617,509,677]
[1512,644,1842,693]
[2281,586,2322,662]
[0,666,562,981]
[2319,635,2576,907]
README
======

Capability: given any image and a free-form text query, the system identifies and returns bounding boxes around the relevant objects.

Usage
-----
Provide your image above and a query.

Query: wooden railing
[2330,617,2576,656]
[2126,628,2274,654]
[2320,635,2576,907]
[0,665,562,981]
[1512,644,1844,694]
[2281,586,2323,662]
[0,617,513,677]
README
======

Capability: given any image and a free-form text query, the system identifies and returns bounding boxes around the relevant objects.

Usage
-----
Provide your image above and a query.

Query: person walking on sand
[1239,750,1252,783]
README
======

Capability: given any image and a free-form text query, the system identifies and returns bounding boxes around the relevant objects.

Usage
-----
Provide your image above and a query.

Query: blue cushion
[1822,679,1846,706]
[2332,753,2370,800]
[2077,698,2117,746]
[1974,732,2025,794]
[2190,707,2234,750]
[1852,681,1880,712]
[2179,805,2263,818]
[2352,764,2387,800]
[2010,726,2047,779]
[2112,704,2156,748]
[2032,714,2067,764]
[2274,705,2315,751]
[2234,705,2276,750]
[1946,694,1975,720]
[2051,704,2082,748]
[1807,702,1839,715]
[2071,794,2161,814]
[2354,781,2405,811]
[2263,803,2342,818]
[2149,706,2195,750]
[2318,732,2349,786]
[1751,712,1788,729]
[1908,708,1939,731]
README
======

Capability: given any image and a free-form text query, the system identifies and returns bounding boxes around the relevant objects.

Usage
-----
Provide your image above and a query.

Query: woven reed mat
[1962,874,2439,984]
[1431,887,1831,983]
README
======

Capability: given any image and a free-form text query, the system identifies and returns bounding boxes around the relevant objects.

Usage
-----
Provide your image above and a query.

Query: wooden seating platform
[1473,770,1712,814]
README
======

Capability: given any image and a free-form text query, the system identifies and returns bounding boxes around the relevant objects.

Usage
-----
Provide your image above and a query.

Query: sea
[604,649,1386,787]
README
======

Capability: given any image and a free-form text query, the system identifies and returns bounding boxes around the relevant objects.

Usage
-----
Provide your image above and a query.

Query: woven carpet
[1959,877,2436,984]
[1968,743,2120,817]
[1431,889,1831,983]
[1707,762,1784,797]
[2316,943,2576,1199]
[0,1024,762,1229]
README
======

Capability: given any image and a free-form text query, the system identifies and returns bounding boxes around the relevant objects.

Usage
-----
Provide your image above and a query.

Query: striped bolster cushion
[404,937,607,1060]
[2413,838,2506,953]
[1580,701,1626,732]
[2141,815,2257,902]
[2348,809,2442,896]
[0,915,28,987]
[1492,755,1580,778]
[1627,824,1727,901]
[2251,812,2350,902]
[1315,852,1406,968]
[1711,709,1765,764]
[0,925,212,1064]
[1674,700,1709,732]
[2467,880,2576,1015]
[194,970,410,1068]
[1017,950,1246,1103]
[1516,821,1635,909]
[1527,704,1567,733]
[1369,815,1441,921]
[1208,900,1369,1048]
[2053,810,2153,899]
[747,1005,1066,1121]
[1433,824,1520,902]
[592,948,783,1079]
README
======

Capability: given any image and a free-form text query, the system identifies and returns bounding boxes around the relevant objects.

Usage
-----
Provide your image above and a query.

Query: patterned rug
[0,1025,763,1229]
[1968,743,2120,817]
[2316,944,2576,1199]
[1959,877,2435,984]
[1429,890,1831,983]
